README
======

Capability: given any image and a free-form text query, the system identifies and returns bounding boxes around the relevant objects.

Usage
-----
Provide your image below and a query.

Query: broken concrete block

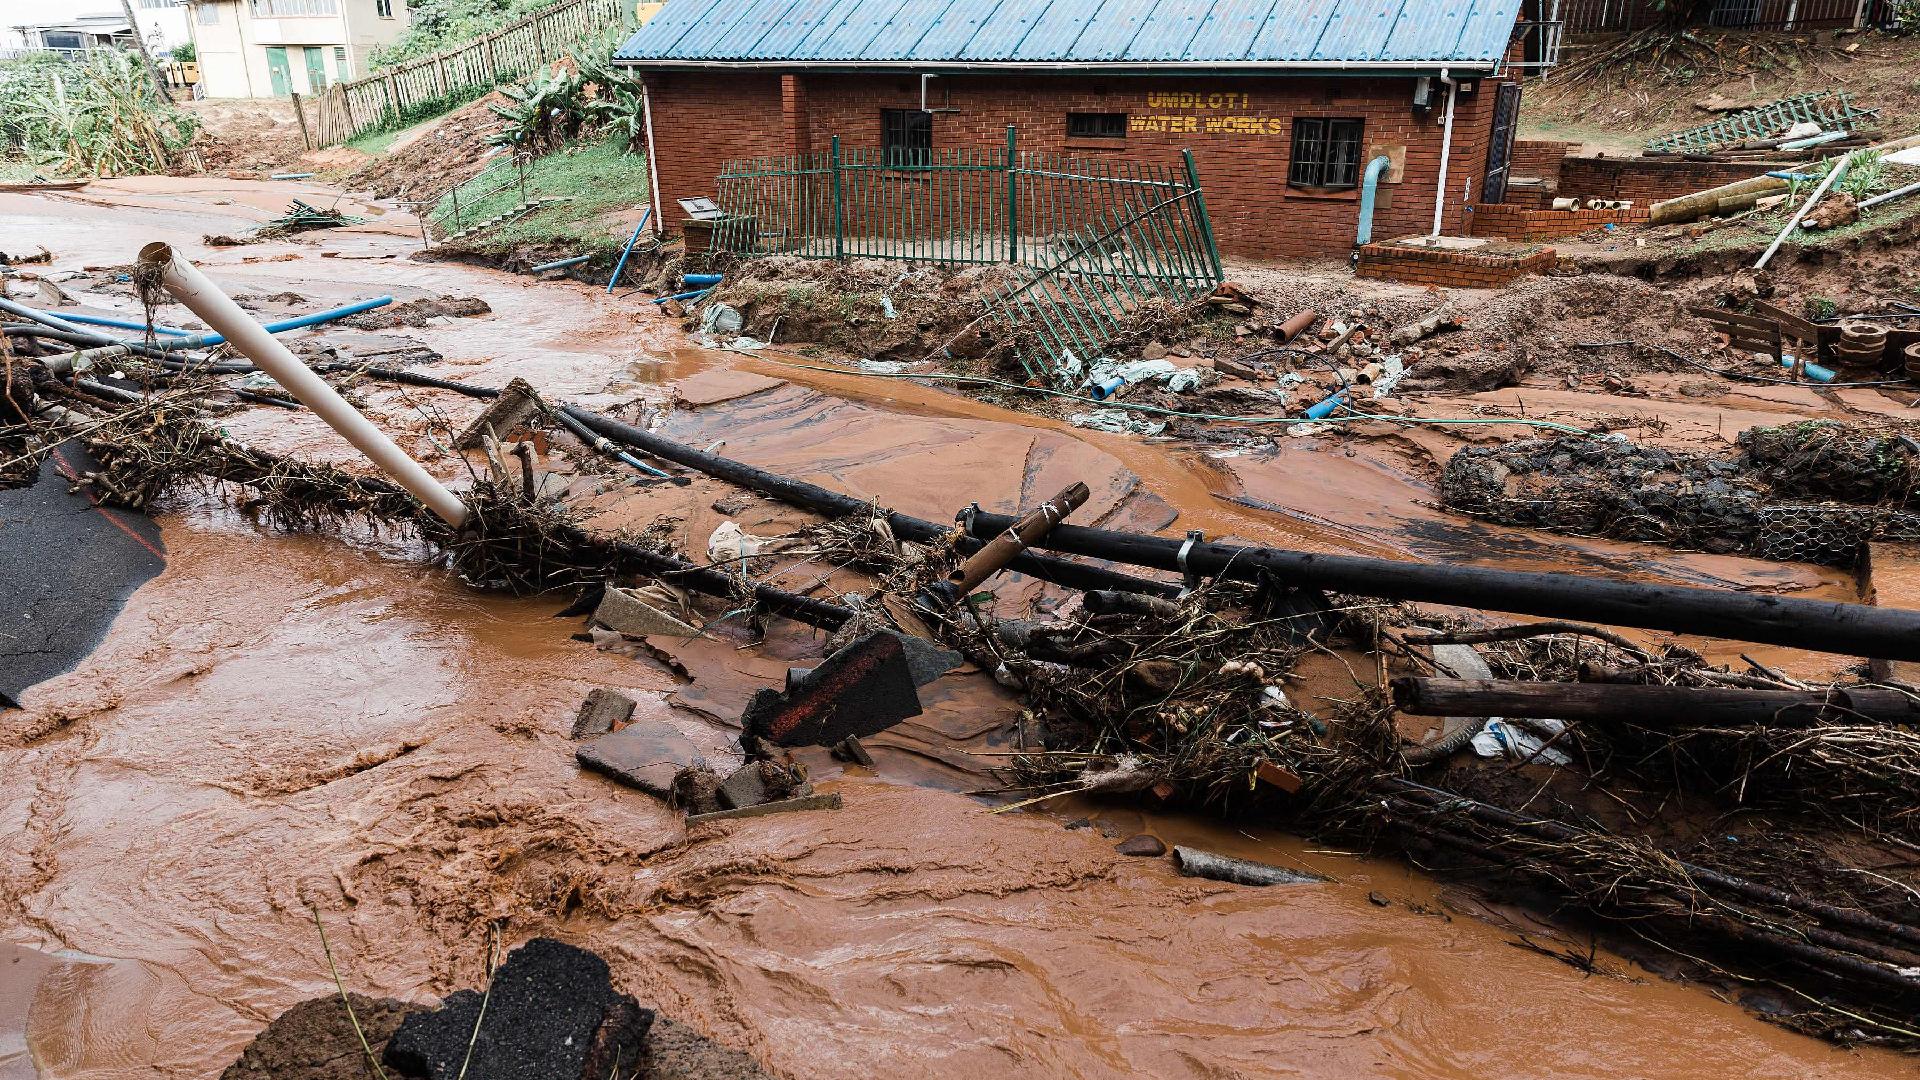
[718,763,769,810]
[829,736,875,767]
[741,632,923,747]
[382,938,652,1080]
[570,688,636,739]
[884,630,964,688]
[575,721,706,799]
[591,586,701,638]
[453,377,545,451]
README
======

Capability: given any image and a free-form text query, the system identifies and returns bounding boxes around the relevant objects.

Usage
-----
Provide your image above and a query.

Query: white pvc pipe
[641,84,663,240]
[1430,69,1458,238]
[1754,153,1851,271]
[137,242,469,526]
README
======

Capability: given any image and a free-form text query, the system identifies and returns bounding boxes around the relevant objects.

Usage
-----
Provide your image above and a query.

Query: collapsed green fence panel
[709,127,1223,384]
[1645,91,1880,155]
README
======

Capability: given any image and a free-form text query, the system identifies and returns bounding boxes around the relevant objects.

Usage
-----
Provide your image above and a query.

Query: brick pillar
[781,74,809,156]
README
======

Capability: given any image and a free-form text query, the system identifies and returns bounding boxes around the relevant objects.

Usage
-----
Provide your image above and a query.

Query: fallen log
[1391,677,1920,727]
[958,511,1920,662]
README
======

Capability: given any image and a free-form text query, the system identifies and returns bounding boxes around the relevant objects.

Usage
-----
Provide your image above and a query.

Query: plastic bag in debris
[1085,358,1205,394]
[1068,409,1167,436]
[719,335,766,352]
[707,520,783,564]
[1471,718,1571,766]
[1780,120,1823,142]
[233,371,284,392]
[1369,356,1408,399]
[699,303,744,336]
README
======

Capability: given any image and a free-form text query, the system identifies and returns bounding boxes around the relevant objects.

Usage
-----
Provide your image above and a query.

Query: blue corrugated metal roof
[615,0,1523,70]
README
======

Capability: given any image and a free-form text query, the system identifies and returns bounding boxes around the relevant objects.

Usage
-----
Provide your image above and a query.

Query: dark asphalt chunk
[0,442,165,707]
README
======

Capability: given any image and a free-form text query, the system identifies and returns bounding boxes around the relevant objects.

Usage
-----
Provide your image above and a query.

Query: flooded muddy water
[3,178,1911,1076]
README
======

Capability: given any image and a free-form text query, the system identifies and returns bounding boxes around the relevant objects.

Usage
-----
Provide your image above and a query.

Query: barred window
[1288,117,1364,190]
[881,108,931,165]
[1067,112,1126,139]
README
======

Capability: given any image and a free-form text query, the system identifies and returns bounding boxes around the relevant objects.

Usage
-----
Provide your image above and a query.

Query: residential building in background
[183,0,409,98]
[2,0,190,56]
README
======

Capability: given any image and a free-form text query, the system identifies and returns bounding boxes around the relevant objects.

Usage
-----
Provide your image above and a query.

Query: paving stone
[575,721,706,800]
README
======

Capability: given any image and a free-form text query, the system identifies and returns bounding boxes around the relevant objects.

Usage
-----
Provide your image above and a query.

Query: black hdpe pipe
[333,364,1178,598]
[962,511,1920,663]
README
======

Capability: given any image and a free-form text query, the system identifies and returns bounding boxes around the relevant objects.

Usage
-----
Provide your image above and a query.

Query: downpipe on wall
[1430,68,1458,238]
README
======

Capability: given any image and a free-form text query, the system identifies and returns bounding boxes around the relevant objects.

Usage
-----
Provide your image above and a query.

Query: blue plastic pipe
[529,254,590,273]
[682,273,724,288]
[60,312,194,336]
[1354,156,1394,248]
[1779,355,1837,383]
[1089,377,1127,400]
[606,207,653,294]
[1304,390,1349,420]
[18,296,392,349]
[651,286,713,305]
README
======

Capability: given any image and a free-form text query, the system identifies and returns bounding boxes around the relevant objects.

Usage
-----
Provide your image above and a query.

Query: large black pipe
[323,366,1175,597]
[962,511,1920,662]
[560,406,1178,599]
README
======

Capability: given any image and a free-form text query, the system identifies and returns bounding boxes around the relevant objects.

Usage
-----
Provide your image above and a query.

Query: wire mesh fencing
[709,127,1224,384]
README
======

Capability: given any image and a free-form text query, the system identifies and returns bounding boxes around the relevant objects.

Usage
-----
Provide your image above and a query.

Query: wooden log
[958,511,1920,662]
[1391,677,1920,727]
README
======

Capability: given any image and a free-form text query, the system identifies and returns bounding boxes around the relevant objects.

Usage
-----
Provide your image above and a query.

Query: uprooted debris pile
[1442,425,1920,564]
[343,295,493,329]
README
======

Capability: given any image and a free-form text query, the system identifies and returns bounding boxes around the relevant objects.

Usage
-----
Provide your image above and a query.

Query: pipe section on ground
[136,243,468,527]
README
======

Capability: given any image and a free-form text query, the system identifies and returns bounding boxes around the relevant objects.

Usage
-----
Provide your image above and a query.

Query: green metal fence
[709,126,1223,382]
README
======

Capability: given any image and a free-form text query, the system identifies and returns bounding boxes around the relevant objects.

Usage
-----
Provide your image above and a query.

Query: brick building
[614,0,1536,261]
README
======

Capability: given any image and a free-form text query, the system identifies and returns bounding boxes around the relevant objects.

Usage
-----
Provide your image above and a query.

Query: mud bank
[4,176,1917,1076]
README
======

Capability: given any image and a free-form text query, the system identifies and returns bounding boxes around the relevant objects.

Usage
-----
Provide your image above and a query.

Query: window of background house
[1067,112,1126,140]
[376,0,394,17]
[196,2,219,25]
[881,108,931,165]
[1288,117,1364,190]
[334,45,349,77]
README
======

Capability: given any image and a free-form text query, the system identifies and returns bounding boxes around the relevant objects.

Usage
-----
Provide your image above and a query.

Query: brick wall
[1510,138,1573,185]
[1471,202,1650,239]
[1355,240,1556,287]
[639,70,1513,261]
[1558,155,1768,205]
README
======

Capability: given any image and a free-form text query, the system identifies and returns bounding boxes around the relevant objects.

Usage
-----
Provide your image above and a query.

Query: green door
[302,46,327,91]
[265,46,291,96]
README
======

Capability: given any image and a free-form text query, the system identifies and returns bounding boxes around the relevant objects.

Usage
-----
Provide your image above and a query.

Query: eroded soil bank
[2,177,1913,1077]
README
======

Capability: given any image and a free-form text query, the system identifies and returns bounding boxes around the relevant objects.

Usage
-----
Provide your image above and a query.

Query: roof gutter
[613,58,1500,76]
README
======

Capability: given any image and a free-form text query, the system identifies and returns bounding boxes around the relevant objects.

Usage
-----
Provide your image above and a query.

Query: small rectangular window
[333,44,348,77]
[196,2,220,24]
[375,0,393,16]
[1067,112,1126,139]
[1288,117,1364,190]
[881,108,931,165]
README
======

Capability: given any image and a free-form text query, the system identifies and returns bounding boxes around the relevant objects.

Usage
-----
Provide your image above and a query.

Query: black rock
[383,938,653,1080]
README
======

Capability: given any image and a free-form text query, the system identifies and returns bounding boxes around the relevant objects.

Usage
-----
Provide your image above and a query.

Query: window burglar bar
[1289,117,1364,189]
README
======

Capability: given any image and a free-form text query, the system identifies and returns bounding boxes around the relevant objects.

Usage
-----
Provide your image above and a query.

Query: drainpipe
[1430,68,1458,238]
[137,242,469,526]
[1355,155,1393,249]
[641,81,662,238]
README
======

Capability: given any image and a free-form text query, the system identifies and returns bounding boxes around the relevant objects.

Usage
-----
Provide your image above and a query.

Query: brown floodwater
[3,178,1912,1077]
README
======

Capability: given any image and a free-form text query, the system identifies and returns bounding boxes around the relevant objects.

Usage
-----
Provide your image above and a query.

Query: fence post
[290,91,312,149]
[1005,125,1018,263]
[1182,149,1224,283]
[831,135,845,261]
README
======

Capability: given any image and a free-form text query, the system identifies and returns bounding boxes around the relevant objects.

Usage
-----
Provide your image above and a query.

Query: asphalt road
[0,442,165,707]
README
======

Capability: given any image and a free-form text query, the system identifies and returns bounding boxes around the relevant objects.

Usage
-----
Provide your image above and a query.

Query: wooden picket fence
[309,0,626,146]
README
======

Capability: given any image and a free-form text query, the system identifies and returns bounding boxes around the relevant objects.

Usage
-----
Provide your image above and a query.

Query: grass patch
[346,128,403,156]
[433,136,650,257]
[0,158,51,184]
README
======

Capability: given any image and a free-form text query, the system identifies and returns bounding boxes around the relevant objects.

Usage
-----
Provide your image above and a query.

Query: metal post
[1181,149,1224,283]
[1005,125,1019,263]
[831,135,845,261]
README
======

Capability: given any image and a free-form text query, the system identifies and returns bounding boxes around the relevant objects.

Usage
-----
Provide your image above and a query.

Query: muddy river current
[2,178,1911,1077]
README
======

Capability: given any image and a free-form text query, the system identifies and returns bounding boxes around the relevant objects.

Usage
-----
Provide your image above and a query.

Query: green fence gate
[710,126,1223,383]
